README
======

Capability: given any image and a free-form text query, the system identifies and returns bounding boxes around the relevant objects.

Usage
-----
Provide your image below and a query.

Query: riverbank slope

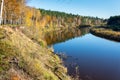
[0,26,70,80]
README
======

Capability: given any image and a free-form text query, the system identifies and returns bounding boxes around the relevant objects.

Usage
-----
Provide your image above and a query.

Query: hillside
[0,26,70,80]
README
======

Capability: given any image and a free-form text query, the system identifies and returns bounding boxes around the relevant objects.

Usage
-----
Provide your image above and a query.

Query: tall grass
[0,27,70,80]
[90,28,120,41]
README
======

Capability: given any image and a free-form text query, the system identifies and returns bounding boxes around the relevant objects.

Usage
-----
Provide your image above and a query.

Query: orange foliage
[11,75,20,80]
[3,0,22,24]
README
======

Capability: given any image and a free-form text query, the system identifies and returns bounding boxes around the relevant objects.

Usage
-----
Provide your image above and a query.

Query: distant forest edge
[90,16,120,42]
[107,16,120,31]
[39,9,104,28]
[0,0,104,29]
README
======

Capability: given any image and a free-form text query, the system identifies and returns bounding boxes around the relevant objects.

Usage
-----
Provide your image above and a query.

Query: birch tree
[0,0,4,25]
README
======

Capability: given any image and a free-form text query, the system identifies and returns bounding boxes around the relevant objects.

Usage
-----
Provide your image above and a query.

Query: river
[44,27,120,80]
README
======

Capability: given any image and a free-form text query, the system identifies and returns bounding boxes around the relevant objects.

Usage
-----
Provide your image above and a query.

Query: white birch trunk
[0,0,4,25]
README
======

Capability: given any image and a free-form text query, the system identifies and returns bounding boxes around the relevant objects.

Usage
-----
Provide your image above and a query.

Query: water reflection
[44,27,90,45]
[44,27,120,80]
[53,33,120,80]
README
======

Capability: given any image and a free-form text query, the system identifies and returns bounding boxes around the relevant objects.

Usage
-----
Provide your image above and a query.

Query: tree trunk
[0,0,4,25]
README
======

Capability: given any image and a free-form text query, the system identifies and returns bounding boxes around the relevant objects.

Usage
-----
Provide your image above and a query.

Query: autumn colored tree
[0,0,26,25]
[0,0,103,28]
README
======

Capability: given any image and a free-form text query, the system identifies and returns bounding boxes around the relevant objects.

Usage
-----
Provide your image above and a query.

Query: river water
[44,27,120,80]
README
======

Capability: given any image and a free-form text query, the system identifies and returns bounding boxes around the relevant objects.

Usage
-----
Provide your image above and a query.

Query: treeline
[1,0,104,29]
[0,0,105,43]
[39,9,104,28]
[107,15,120,30]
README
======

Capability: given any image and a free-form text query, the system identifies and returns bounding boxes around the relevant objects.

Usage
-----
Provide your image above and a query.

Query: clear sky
[27,0,120,19]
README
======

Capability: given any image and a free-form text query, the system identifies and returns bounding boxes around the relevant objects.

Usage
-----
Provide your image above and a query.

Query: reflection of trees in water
[44,27,90,45]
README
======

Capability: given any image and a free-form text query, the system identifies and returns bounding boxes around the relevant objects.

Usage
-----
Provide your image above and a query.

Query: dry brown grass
[0,27,70,80]
[90,28,120,41]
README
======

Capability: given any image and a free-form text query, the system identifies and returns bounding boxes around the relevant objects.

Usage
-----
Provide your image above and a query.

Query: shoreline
[90,27,120,42]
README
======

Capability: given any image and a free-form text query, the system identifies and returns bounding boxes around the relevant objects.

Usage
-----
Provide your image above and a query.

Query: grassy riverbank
[0,26,70,80]
[90,27,120,41]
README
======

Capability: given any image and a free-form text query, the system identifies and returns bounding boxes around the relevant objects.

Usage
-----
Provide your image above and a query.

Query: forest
[107,16,120,31]
[0,0,104,29]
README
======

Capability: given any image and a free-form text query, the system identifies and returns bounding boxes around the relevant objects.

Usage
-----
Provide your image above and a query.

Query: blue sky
[27,0,120,19]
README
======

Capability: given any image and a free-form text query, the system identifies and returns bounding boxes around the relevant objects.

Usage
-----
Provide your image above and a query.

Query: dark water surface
[44,28,120,80]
